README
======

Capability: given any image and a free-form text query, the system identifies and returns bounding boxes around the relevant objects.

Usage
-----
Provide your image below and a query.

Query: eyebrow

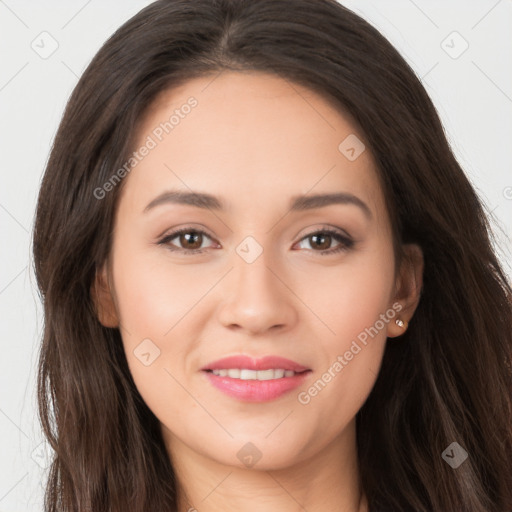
[143,190,372,220]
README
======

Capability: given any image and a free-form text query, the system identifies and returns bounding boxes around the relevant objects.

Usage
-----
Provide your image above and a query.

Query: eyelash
[157,225,355,256]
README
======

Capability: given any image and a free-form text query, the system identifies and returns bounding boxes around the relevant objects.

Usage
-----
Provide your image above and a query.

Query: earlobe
[388,243,424,338]
[90,262,119,328]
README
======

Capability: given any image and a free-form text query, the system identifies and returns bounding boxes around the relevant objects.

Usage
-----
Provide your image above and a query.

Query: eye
[157,227,217,254]
[294,227,354,255]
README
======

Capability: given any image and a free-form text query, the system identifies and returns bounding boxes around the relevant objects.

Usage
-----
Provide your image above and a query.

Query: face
[94,70,422,471]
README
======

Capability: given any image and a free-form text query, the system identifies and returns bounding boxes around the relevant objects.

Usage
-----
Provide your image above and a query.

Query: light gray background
[1,1,511,510]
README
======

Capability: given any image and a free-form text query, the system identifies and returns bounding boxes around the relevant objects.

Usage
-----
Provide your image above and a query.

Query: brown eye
[295,228,354,255]
[158,228,216,254]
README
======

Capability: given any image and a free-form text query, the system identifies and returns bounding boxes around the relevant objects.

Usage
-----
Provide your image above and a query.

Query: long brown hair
[32,1,512,510]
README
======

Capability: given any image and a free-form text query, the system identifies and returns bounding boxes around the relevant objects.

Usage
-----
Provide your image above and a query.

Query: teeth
[210,368,298,380]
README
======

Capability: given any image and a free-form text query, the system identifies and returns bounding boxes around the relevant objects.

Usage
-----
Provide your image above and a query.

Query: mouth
[201,355,312,402]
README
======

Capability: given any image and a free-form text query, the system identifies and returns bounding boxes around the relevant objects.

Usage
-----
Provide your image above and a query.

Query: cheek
[306,248,396,345]
[109,244,171,369]
[111,239,207,336]
[295,246,395,418]
[111,258,190,430]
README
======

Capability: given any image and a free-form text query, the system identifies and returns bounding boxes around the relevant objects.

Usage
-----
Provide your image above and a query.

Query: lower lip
[202,370,312,402]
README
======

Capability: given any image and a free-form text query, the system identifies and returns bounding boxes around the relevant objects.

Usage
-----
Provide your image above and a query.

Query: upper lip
[201,355,310,372]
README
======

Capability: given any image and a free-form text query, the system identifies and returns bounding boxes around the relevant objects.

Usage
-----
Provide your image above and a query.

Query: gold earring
[395,318,408,329]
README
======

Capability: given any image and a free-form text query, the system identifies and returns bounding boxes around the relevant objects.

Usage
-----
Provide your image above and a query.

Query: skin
[93,70,423,512]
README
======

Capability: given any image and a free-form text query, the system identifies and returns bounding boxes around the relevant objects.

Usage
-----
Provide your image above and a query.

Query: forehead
[119,70,385,222]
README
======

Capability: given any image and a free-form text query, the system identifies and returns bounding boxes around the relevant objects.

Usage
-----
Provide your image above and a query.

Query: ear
[90,261,119,328]
[387,243,424,338]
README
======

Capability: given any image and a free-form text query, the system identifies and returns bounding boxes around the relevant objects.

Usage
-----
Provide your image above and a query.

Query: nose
[217,249,298,336]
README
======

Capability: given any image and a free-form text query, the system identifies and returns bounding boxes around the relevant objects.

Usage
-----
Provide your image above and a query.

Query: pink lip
[201,355,311,402]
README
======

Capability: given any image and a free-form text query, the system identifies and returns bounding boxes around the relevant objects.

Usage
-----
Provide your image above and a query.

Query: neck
[165,419,368,512]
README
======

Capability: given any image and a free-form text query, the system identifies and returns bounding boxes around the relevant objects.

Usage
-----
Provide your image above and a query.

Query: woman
[32,0,512,511]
